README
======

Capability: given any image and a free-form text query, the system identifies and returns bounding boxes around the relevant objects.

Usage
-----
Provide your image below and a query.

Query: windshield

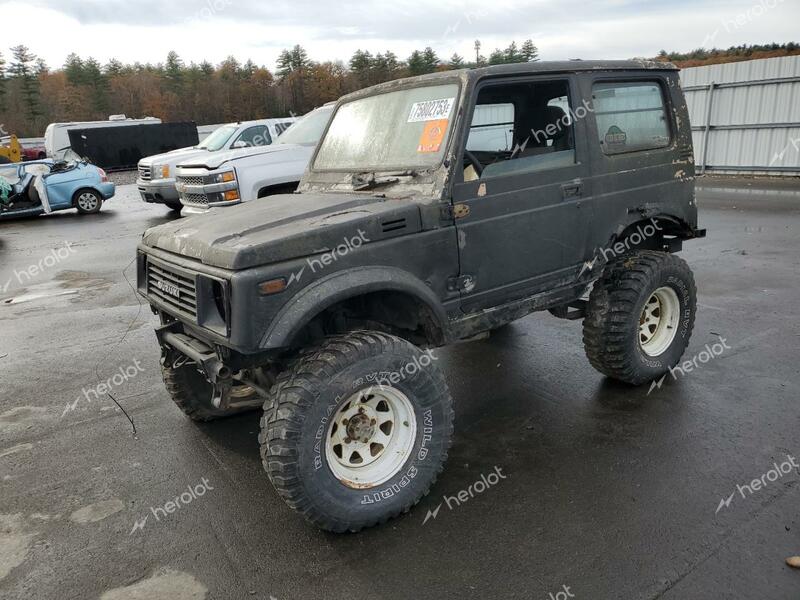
[276,107,334,146]
[199,125,237,151]
[314,83,459,171]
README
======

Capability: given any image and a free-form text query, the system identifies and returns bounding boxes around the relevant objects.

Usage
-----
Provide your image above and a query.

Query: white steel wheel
[77,191,100,212]
[325,385,417,489]
[639,286,680,357]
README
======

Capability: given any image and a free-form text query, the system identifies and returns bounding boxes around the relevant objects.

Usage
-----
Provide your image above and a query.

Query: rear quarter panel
[580,70,697,250]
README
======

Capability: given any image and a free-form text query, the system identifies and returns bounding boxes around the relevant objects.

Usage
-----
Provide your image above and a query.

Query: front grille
[138,166,151,181]
[179,175,206,186]
[146,260,197,319]
[182,193,209,206]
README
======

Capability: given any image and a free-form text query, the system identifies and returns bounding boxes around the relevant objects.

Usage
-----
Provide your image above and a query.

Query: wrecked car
[0,160,115,219]
[137,60,705,532]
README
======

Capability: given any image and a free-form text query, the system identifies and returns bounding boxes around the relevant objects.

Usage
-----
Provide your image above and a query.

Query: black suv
[137,60,705,532]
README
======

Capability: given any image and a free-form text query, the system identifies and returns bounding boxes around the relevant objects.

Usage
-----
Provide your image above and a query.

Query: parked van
[44,116,161,160]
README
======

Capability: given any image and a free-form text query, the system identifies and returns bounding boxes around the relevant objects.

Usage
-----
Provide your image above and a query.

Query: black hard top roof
[340,60,678,102]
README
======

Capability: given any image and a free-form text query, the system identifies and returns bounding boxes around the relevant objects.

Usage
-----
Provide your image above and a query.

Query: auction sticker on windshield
[417,119,448,153]
[408,98,455,122]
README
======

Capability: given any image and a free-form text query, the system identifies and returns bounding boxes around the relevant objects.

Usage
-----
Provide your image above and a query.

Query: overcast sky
[2,0,798,70]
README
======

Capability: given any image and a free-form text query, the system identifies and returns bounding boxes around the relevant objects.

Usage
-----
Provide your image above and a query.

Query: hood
[179,144,300,171]
[141,192,422,270]
[140,147,206,167]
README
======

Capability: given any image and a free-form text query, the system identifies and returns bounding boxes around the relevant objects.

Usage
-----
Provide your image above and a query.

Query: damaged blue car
[0,159,115,220]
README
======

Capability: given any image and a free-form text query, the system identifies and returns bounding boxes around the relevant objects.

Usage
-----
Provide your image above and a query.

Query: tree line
[0,40,538,138]
[3,40,796,138]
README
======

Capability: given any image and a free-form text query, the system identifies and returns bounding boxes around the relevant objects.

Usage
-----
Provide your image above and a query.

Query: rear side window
[592,82,670,155]
[234,125,271,148]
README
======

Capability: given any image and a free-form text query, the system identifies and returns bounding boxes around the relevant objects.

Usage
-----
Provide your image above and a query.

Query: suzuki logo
[155,280,181,298]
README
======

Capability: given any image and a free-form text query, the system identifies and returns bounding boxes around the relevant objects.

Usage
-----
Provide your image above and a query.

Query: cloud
[3,0,798,71]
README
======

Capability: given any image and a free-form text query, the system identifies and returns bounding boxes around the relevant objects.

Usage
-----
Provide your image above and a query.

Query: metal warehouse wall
[680,55,800,177]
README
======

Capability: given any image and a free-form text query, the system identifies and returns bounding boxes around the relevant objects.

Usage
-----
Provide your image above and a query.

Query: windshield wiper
[351,170,419,191]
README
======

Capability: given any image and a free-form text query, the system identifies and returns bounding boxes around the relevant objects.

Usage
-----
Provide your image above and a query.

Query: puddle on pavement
[69,499,125,524]
[1,270,112,307]
[0,514,37,582]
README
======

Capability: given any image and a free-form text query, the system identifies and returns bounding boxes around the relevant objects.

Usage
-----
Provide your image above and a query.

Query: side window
[464,80,577,181]
[466,104,514,152]
[233,126,271,148]
[592,82,670,155]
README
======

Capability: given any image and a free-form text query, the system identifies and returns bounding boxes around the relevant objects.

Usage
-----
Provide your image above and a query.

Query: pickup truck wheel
[75,190,102,214]
[260,331,453,532]
[161,362,261,421]
[582,250,696,385]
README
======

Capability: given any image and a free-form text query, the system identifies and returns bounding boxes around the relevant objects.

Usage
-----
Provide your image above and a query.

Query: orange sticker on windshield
[417,119,448,153]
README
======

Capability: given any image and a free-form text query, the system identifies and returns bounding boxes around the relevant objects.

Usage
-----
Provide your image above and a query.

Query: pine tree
[407,50,426,76]
[64,53,84,86]
[488,49,505,65]
[104,59,124,76]
[421,47,440,73]
[0,51,6,113]
[504,41,524,63]
[349,50,373,85]
[521,39,539,62]
[449,53,465,69]
[165,51,184,91]
[83,57,109,114]
[9,46,43,130]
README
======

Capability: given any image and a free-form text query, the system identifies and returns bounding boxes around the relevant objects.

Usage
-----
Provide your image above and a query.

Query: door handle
[561,180,583,199]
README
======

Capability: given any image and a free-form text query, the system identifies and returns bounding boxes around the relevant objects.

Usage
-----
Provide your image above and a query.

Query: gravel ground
[107,170,138,186]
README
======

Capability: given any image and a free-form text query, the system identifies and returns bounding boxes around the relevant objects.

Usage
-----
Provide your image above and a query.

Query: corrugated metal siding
[680,55,800,176]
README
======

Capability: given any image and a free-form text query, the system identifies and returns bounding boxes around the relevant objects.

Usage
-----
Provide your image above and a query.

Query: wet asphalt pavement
[1,177,799,600]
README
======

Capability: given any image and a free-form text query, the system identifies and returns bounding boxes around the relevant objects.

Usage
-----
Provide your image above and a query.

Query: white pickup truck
[174,104,334,214]
[137,117,296,212]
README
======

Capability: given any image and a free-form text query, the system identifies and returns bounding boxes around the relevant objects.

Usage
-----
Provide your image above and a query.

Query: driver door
[451,75,594,313]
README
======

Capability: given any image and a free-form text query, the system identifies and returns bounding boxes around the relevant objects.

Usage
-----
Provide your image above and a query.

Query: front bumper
[137,179,179,204]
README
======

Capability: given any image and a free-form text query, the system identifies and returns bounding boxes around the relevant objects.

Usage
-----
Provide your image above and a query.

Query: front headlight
[152,164,170,179]
[215,170,236,183]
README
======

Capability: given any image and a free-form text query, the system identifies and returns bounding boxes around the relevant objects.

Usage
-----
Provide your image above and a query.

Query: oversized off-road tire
[583,250,696,385]
[260,331,454,532]
[161,362,261,421]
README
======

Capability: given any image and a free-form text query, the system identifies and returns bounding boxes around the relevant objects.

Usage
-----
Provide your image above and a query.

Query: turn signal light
[221,172,236,182]
[224,190,240,201]
[258,278,287,295]
[161,165,170,179]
